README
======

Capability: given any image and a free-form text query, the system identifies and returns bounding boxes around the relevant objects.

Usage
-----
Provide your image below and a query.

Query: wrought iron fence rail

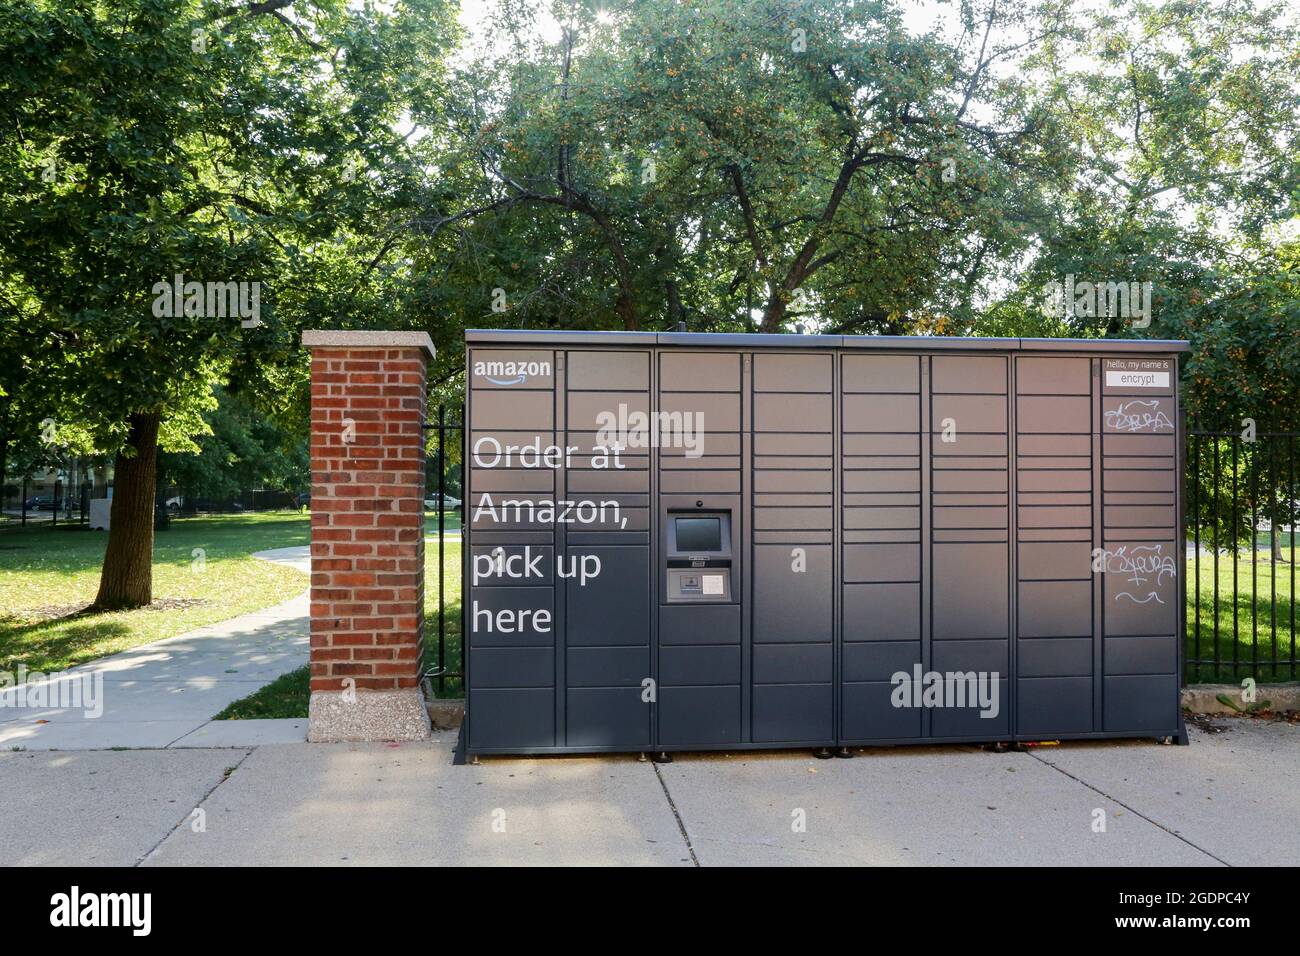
[1187,427,1297,683]
[422,404,465,697]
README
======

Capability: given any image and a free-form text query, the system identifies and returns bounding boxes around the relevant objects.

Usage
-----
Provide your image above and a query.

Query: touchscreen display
[676,517,721,552]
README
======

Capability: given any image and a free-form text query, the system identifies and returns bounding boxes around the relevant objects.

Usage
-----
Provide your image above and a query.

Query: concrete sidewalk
[0,717,1293,866]
[0,547,310,751]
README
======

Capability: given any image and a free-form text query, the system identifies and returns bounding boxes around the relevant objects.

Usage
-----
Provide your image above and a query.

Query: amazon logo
[474,358,551,386]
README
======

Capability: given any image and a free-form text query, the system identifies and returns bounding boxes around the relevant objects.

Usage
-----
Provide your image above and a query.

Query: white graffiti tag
[1104,400,1174,433]
[1103,544,1177,605]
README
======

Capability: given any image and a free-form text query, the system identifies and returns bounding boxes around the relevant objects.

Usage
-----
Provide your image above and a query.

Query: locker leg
[813,747,833,759]
[833,747,853,759]
[652,751,674,764]
[637,752,648,762]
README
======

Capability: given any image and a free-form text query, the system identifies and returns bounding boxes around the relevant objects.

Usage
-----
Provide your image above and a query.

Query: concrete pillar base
[308,689,431,743]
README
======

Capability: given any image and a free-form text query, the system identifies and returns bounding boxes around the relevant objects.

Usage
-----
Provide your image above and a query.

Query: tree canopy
[0,0,1296,603]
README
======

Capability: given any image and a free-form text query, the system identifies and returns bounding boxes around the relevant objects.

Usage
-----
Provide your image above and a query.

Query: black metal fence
[0,481,305,529]
[1187,426,1297,684]
[423,403,465,698]
[0,477,97,528]
[160,488,302,515]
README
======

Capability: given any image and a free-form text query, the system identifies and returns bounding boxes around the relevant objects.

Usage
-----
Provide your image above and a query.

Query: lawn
[424,510,462,534]
[422,537,464,698]
[1186,555,1297,683]
[214,664,310,719]
[0,513,309,674]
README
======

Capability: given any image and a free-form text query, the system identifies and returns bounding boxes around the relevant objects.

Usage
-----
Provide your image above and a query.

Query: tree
[388,0,1075,352]
[0,0,458,606]
[160,385,309,505]
[985,0,1300,558]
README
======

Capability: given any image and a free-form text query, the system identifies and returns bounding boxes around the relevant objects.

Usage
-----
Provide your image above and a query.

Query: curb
[1182,682,1300,715]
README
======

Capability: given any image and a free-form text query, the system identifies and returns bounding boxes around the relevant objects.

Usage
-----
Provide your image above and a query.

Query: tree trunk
[666,278,683,328]
[761,291,787,333]
[0,392,11,508]
[94,411,161,609]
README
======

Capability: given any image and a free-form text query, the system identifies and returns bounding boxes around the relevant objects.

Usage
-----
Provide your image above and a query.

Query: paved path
[0,718,1293,866]
[0,547,311,751]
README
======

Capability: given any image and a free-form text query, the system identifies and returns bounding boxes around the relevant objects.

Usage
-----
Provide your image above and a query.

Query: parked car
[423,494,462,513]
[23,496,55,511]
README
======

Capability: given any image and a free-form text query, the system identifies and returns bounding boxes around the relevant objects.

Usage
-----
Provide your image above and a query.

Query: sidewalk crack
[1027,750,1230,866]
[135,748,254,866]
[652,762,700,867]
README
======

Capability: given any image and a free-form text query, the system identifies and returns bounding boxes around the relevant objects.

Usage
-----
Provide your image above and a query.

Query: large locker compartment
[464,332,1188,756]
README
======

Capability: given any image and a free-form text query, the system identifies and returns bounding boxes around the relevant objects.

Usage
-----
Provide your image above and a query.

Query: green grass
[1186,554,1297,683]
[0,513,309,673]
[422,538,463,698]
[424,511,462,534]
[214,665,310,719]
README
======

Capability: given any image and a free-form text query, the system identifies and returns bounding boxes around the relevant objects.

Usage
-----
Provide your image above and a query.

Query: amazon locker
[463,330,1190,756]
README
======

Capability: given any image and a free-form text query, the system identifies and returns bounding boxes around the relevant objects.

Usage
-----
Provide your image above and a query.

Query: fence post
[436,403,446,697]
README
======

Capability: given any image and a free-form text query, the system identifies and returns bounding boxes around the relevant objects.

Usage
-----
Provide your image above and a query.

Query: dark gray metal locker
[655,350,743,748]
[840,353,924,742]
[564,349,652,748]
[751,353,834,743]
[1099,357,1181,735]
[1015,355,1096,736]
[466,349,559,751]
[464,332,1189,756]
[929,355,1011,740]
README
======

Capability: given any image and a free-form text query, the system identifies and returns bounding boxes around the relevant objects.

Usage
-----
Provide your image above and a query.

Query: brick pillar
[301,331,435,741]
